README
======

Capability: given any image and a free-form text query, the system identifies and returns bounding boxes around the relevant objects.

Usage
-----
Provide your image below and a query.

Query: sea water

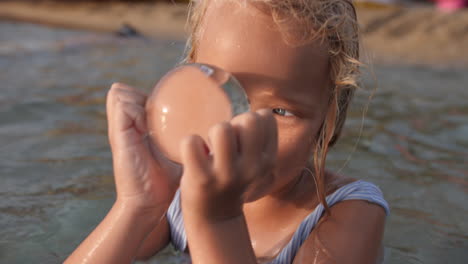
[0,22,467,263]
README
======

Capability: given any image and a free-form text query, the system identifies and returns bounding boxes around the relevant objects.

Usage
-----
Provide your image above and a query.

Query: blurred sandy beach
[1,0,467,67]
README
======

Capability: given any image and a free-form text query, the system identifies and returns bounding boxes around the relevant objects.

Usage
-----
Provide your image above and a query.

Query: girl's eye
[272,108,294,117]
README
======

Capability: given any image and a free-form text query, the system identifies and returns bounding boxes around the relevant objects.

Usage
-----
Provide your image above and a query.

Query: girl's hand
[106,83,181,212]
[179,109,278,221]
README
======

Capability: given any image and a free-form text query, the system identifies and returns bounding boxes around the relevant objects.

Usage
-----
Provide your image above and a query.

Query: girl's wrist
[65,198,170,264]
[180,195,244,224]
[183,211,257,264]
[114,197,170,228]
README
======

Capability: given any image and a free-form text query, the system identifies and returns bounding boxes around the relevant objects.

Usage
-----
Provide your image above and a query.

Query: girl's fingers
[107,85,146,109]
[110,102,147,149]
[243,110,277,199]
[121,102,147,134]
[113,88,146,106]
[209,122,237,178]
[106,83,147,137]
[110,82,147,97]
[180,135,211,180]
[231,112,263,163]
[107,84,145,120]
[257,109,278,160]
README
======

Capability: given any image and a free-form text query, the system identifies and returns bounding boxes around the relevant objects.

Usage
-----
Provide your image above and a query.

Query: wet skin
[181,2,385,263]
[188,1,333,260]
[65,1,386,263]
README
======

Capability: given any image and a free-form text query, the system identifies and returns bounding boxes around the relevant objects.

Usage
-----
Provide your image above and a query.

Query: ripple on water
[1,22,467,264]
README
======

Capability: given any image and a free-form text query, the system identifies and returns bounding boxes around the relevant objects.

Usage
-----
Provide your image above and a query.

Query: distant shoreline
[1,0,467,67]
[0,1,188,40]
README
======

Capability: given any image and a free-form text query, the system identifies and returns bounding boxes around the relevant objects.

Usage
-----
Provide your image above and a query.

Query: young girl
[66,0,389,263]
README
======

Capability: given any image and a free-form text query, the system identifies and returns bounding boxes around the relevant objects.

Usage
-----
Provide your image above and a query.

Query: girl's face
[195,1,331,199]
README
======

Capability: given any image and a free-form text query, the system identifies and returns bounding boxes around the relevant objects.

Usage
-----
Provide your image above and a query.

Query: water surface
[0,22,466,263]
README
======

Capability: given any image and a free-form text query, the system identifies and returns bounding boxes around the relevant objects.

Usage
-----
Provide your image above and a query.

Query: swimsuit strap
[167,180,390,263]
[269,180,390,264]
[167,189,187,251]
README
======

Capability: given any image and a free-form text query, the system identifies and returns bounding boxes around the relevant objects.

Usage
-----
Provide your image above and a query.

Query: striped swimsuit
[167,180,390,264]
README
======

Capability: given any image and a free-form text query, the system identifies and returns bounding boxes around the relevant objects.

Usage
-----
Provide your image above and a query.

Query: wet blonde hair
[184,0,361,212]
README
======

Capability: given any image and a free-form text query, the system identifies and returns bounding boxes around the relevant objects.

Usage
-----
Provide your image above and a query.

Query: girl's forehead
[196,0,330,91]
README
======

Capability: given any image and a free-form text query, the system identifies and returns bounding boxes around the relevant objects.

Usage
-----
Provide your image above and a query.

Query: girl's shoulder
[291,177,389,264]
[282,174,389,264]
[324,171,390,215]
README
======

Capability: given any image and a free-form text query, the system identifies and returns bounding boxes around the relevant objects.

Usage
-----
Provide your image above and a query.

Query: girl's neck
[242,170,321,261]
[243,169,354,221]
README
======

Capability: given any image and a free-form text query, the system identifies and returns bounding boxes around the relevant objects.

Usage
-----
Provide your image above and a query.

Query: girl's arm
[135,217,171,260]
[293,200,386,264]
[180,197,385,264]
[66,83,179,263]
[182,211,257,264]
[178,110,278,264]
[65,201,167,263]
